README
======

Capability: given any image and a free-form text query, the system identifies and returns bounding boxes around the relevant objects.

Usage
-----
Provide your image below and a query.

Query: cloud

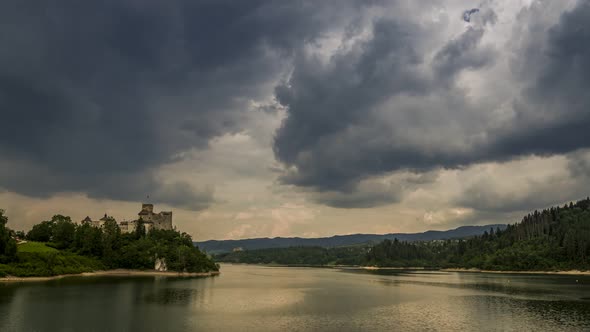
[272,0,590,208]
[433,26,496,81]
[273,5,497,201]
[0,0,369,208]
[462,8,479,22]
[305,170,440,208]
[454,152,590,213]
[2,0,590,219]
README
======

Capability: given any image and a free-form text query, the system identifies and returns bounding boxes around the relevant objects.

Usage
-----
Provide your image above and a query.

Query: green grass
[0,242,104,277]
[17,241,58,253]
[0,251,105,277]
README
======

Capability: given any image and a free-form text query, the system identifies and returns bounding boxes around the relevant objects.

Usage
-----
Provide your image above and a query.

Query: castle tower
[135,203,173,232]
[142,204,154,213]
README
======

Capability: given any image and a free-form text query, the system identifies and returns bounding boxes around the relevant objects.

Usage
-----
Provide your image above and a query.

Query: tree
[102,218,121,267]
[27,220,55,242]
[74,223,103,256]
[0,209,17,263]
[51,215,76,249]
[20,214,218,273]
[14,230,25,239]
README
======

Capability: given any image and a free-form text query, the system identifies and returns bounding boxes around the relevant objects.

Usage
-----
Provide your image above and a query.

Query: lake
[1,264,589,331]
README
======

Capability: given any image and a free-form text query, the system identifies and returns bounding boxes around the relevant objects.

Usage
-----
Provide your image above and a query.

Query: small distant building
[80,203,173,234]
[81,213,111,228]
[99,214,110,227]
[232,247,244,252]
[81,216,93,225]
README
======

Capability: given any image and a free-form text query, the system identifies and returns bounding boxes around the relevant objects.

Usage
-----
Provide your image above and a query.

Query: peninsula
[0,204,219,280]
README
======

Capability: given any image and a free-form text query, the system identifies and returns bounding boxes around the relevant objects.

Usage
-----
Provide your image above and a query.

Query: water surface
[1,264,589,331]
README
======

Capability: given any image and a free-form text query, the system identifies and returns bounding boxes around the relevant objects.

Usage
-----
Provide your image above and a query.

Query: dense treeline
[216,246,368,266]
[365,238,437,267]
[436,198,590,270]
[0,212,218,277]
[219,198,590,271]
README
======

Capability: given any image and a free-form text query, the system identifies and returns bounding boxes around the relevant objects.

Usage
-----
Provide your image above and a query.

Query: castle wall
[84,204,172,233]
[127,221,137,233]
[154,212,173,230]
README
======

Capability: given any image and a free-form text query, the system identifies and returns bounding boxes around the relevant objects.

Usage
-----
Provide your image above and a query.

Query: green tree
[102,218,121,267]
[20,214,218,274]
[14,230,25,239]
[74,223,103,256]
[27,220,55,242]
[51,215,76,249]
[0,209,17,263]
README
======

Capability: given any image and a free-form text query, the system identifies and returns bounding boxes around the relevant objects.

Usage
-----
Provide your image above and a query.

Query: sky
[1,0,590,241]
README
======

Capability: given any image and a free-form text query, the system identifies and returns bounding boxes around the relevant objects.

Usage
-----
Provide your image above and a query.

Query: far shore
[352,266,590,275]
[221,263,590,276]
[439,268,590,276]
[0,269,220,282]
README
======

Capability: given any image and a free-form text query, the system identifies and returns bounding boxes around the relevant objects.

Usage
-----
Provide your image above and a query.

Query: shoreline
[0,269,220,282]
[440,268,590,276]
[354,266,590,275]
[222,263,590,276]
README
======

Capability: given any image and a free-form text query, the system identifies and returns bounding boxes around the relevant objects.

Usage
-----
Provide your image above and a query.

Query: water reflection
[347,268,589,301]
[0,265,589,331]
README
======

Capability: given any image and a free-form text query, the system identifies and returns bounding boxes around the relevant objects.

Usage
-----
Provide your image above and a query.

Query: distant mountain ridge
[195,224,507,253]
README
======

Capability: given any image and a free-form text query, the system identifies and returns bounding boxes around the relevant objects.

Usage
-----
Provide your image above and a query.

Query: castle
[81,203,173,233]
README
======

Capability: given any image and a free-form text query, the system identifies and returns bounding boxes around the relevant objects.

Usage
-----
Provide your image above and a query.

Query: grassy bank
[0,242,104,277]
[0,241,220,279]
[17,241,58,253]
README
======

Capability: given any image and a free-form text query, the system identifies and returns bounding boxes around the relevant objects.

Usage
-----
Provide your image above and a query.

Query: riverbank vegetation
[217,198,590,271]
[0,211,218,277]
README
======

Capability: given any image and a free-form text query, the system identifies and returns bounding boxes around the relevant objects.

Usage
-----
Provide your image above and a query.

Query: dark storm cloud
[273,0,590,208]
[0,0,369,209]
[274,18,432,191]
[441,1,590,214]
[309,171,439,208]
[433,26,496,81]
[4,0,589,213]
[484,0,590,161]
[274,12,496,195]
[312,189,401,209]
[462,8,479,22]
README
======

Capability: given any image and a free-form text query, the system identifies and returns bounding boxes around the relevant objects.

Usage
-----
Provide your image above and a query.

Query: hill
[364,197,590,270]
[195,224,507,253]
[216,197,590,270]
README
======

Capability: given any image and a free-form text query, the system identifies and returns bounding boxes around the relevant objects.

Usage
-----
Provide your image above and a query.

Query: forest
[216,245,369,266]
[0,211,218,277]
[218,198,590,271]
